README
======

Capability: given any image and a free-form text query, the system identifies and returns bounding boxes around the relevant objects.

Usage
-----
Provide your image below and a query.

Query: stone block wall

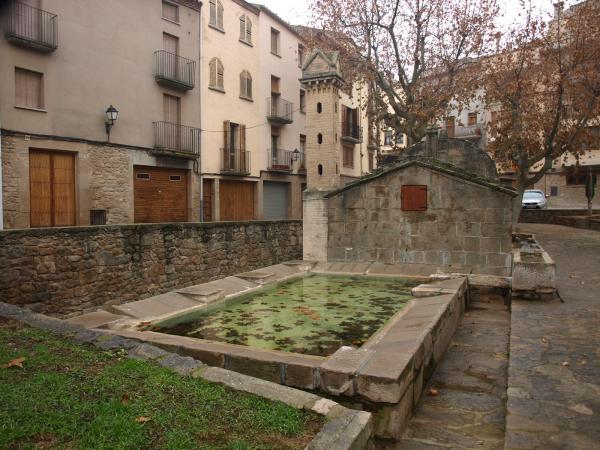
[326,165,514,276]
[519,208,600,224]
[0,221,302,317]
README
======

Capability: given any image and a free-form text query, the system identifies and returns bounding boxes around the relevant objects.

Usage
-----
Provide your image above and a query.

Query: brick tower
[300,50,345,191]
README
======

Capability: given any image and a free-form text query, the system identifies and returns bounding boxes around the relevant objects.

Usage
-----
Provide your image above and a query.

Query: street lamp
[105,105,119,142]
[292,148,301,162]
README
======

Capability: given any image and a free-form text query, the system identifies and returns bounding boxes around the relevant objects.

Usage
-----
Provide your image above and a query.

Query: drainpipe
[0,123,4,230]
[198,1,204,222]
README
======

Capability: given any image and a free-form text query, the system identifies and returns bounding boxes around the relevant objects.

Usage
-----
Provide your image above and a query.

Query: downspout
[198,1,204,222]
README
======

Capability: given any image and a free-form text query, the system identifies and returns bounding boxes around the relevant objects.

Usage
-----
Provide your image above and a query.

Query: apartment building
[0,0,202,229]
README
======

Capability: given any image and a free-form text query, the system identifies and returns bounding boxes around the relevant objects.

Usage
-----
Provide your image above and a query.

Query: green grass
[0,319,324,449]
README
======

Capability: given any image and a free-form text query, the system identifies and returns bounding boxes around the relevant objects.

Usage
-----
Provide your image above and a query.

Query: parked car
[522,190,549,209]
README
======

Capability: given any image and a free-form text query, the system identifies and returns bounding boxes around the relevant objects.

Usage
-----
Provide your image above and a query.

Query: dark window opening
[317,133,323,144]
[170,175,182,181]
[90,209,107,226]
[317,102,322,113]
[318,164,323,175]
[550,186,559,196]
[137,173,150,180]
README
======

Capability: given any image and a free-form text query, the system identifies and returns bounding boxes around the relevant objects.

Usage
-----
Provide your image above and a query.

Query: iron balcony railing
[267,97,294,124]
[221,148,251,174]
[4,0,58,52]
[153,50,196,91]
[299,152,306,171]
[152,121,200,158]
[267,148,293,171]
[454,124,483,138]
[341,123,363,142]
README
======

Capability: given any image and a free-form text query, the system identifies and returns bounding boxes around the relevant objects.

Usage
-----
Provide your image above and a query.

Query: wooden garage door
[134,166,188,223]
[219,180,255,221]
[29,150,76,227]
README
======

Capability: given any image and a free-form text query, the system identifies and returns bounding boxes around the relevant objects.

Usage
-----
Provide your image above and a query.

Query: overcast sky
[256,0,559,28]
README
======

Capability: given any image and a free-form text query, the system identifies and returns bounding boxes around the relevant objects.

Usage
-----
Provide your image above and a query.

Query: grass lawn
[0,318,324,449]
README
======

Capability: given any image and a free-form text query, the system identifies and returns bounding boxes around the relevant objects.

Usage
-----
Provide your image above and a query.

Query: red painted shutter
[401,185,428,211]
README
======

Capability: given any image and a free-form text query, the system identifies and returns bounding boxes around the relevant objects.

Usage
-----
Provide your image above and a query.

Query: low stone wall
[0,221,302,317]
[554,215,600,231]
[519,209,600,224]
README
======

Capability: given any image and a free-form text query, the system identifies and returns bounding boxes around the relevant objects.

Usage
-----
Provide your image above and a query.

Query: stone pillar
[303,189,329,261]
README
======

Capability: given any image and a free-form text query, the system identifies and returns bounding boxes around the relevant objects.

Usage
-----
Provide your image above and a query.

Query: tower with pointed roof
[300,50,345,190]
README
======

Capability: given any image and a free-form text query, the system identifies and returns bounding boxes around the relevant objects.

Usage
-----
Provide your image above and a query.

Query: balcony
[221,148,251,175]
[267,148,293,172]
[298,152,306,172]
[4,1,58,53]
[267,97,293,124]
[341,123,363,144]
[454,124,484,138]
[152,122,200,159]
[154,50,196,91]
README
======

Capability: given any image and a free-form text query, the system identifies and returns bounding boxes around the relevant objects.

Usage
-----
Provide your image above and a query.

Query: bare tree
[479,0,600,218]
[309,0,501,145]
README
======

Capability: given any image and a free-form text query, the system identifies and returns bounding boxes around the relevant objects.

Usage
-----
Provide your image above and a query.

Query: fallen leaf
[541,338,549,344]
[427,388,439,396]
[2,357,25,369]
[562,361,570,367]
[135,416,150,424]
[121,394,130,406]
[579,359,588,365]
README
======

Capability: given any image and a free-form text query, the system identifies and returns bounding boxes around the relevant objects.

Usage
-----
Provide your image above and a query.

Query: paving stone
[66,310,126,328]
[112,292,203,320]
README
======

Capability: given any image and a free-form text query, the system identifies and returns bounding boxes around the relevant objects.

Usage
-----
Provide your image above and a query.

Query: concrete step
[66,309,127,329]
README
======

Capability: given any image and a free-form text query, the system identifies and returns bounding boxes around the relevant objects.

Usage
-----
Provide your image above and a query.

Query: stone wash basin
[74,261,469,442]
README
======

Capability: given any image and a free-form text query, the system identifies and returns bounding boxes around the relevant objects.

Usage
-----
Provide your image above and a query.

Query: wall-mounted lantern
[292,148,301,162]
[105,105,119,142]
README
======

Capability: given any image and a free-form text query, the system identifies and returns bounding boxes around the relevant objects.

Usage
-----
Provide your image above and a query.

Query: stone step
[66,309,127,329]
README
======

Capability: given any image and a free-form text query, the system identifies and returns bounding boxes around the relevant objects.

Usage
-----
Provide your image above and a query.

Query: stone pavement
[505,224,600,449]
[391,293,511,449]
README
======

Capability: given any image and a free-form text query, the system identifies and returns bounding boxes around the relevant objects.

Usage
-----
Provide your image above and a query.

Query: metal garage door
[134,166,188,223]
[263,181,288,220]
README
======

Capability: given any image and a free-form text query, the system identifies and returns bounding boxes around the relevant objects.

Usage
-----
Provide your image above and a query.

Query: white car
[522,190,548,209]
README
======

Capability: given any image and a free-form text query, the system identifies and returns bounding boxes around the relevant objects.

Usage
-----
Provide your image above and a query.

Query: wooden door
[163,94,181,149]
[29,150,75,227]
[219,180,255,221]
[163,33,179,79]
[203,179,213,222]
[134,166,188,223]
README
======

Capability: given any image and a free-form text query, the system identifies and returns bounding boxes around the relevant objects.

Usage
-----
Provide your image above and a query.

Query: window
[445,117,455,138]
[15,68,43,110]
[317,102,322,113]
[170,175,182,181]
[317,133,323,144]
[239,15,252,44]
[270,75,280,94]
[401,185,428,211]
[396,133,404,145]
[239,70,252,100]
[468,112,477,126]
[384,130,393,146]
[550,186,559,196]
[162,1,179,22]
[270,28,280,56]
[566,172,596,186]
[300,90,306,113]
[343,145,354,168]
[136,173,150,180]
[368,151,374,172]
[298,44,305,68]
[209,0,224,30]
[209,58,224,91]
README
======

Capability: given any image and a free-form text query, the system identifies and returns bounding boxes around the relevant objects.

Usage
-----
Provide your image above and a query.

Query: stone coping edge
[0,302,373,450]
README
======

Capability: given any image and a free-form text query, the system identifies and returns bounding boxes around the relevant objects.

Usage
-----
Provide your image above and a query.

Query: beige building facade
[0,0,203,229]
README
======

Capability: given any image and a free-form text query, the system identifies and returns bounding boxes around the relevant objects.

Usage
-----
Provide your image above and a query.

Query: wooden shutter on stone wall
[401,185,428,211]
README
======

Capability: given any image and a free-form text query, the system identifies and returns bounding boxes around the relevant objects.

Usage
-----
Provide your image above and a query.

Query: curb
[0,302,372,450]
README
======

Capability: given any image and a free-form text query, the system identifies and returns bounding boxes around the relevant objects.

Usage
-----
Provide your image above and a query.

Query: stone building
[302,50,517,276]
[0,0,203,229]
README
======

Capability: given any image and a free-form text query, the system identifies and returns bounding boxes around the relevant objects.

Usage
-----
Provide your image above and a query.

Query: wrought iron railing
[267,148,292,171]
[153,50,196,90]
[4,0,58,52]
[152,122,200,157]
[341,123,362,142]
[221,148,251,174]
[267,97,294,123]
[455,124,483,138]
[299,152,306,171]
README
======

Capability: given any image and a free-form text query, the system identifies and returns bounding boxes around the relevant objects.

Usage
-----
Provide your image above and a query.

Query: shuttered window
[15,68,43,110]
[270,28,280,55]
[209,58,224,91]
[162,1,179,22]
[343,145,354,168]
[401,185,428,212]
[209,0,224,30]
[239,71,252,100]
[239,15,252,44]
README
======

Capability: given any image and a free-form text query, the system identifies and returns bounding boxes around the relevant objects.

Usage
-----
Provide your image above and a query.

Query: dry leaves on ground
[135,416,151,424]
[2,357,25,369]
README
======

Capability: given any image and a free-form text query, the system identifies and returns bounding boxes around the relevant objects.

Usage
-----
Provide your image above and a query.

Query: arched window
[209,0,224,30]
[239,70,252,100]
[239,15,252,45]
[209,58,224,91]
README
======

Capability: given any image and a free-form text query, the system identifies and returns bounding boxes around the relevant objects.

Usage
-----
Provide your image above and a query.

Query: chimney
[553,2,564,19]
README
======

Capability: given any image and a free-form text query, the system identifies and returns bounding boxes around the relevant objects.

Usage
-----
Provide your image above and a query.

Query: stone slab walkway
[505,224,600,450]
[390,294,511,449]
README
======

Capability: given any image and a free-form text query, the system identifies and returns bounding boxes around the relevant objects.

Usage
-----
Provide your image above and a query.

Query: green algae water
[159,275,416,357]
